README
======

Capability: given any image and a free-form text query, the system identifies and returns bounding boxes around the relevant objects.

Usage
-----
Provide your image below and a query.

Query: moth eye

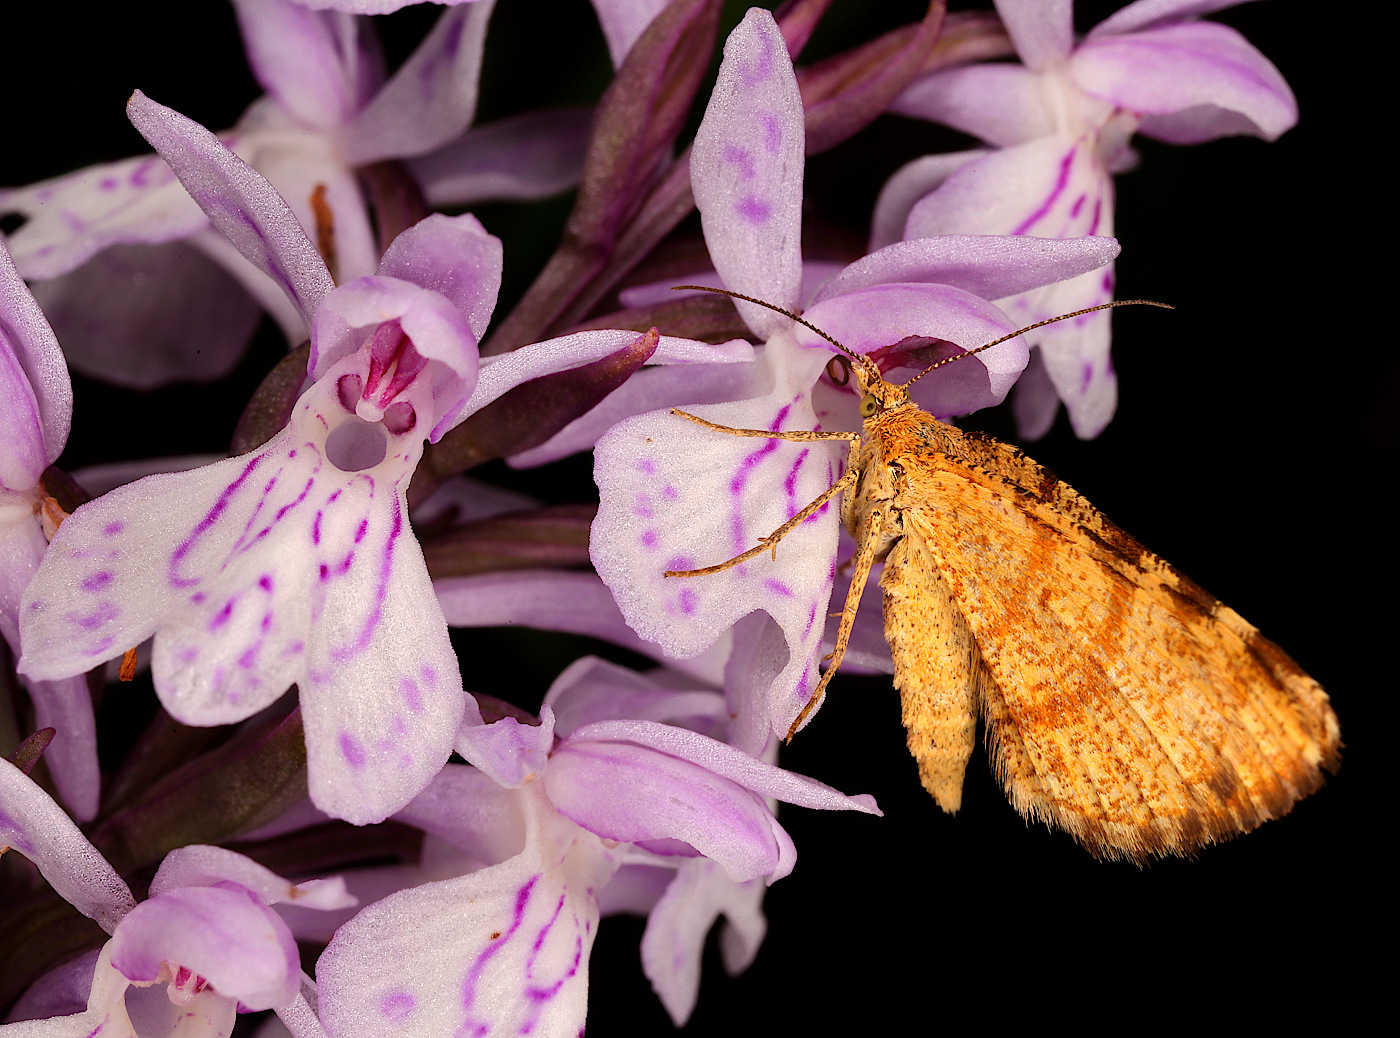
[859,395,878,417]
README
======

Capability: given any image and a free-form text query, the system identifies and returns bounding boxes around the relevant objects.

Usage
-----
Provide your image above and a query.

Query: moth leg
[665,411,862,577]
[784,509,886,741]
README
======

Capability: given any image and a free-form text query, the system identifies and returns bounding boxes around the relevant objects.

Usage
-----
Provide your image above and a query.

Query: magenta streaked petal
[377,214,502,342]
[1071,21,1297,142]
[231,0,363,131]
[993,0,1074,71]
[108,884,300,1012]
[345,1,495,164]
[690,8,805,336]
[126,91,335,331]
[0,759,135,934]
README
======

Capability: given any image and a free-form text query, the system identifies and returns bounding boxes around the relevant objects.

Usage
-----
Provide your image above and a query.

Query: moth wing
[880,519,990,813]
[905,430,1340,861]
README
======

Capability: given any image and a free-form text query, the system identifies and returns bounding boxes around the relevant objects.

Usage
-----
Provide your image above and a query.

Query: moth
[665,288,1341,862]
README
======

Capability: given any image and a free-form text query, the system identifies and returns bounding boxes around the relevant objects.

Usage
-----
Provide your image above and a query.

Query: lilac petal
[545,737,792,882]
[25,675,100,822]
[1072,21,1296,142]
[127,91,335,330]
[109,884,300,1011]
[691,7,805,335]
[395,764,526,867]
[190,225,315,344]
[318,783,610,1038]
[0,758,136,933]
[993,0,1073,71]
[569,719,880,816]
[868,151,988,250]
[232,0,363,131]
[1089,0,1260,38]
[454,710,554,790]
[377,214,502,341]
[639,858,765,1026]
[1010,345,1061,440]
[345,1,494,164]
[151,844,356,910]
[29,241,263,390]
[904,135,1112,240]
[800,283,1028,416]
[434,570,730,685]
[292,0,477,12]
[812,235,1121,309]
[409,107,592,207]
[592,0,672,67]
[543,656,727,739]
[590,346,840,737]
[6,948,102,1024]
[0,154,207,281]
[1,239,70,488]
[889,63,1051,146]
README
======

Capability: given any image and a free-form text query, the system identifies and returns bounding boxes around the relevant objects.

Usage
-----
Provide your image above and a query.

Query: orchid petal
[889,63,1052,146]
[433,570,730,686]
[127,91,335,330]
[691,7,805,334]
[1,238,71,486]
[592,0,672,67]
[0,758,136,934]
[455,710,554,790]
[108,884,300,1011]
[231,0,362,130]
[23,675,100,822]
[394,764,526,868]
[1089,0,1261,38]
[345,1,495,164]
[993,0,1074,70]
[5,948,102,1024]
[377,213,502,341]
[409,107,592,207]
[151,844,356,910]
[868,151,988,251]
[543,656,727,739]
[1072,21,1296,142]
[0,155,207,281]
[812,235,1120,309]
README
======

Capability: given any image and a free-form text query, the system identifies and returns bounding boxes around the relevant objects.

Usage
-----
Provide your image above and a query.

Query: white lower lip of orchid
[325,417,389,472]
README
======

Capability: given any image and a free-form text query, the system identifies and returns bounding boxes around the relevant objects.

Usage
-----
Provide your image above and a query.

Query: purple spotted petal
[150,844,357,910]
[19,372,467,825]
[690,7,805,335]
[231,0,369,131]
[1072,21,1297,143]
[811,235,1121,309]
[0,758,135,934]
[890,63,1052,146]
[993,0,1073,71]
[591,344,840,739]
[345,1,494,164]
[127,90,335,332]
[318,782,613,1038]
[108,884,300,1012]
[0,153,208,281]
[434,570,731,685]
[409,107,592,207]
[799,282,1029,417]
[1,237,71,488]
[377,213,502,342]
[639,858,765,1027]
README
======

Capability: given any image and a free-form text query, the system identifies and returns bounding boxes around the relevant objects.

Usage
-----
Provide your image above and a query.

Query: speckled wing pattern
[875,408,1341,862]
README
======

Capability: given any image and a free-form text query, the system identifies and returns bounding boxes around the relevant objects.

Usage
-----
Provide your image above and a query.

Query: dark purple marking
[637,457,657,475]
[328,489,343,504]
[288,640,305,655]
[679,588,699,615]
[354,518,369,544]
[804,601,818,636]
[720,142,756,181]
[191,592,206,605]
[253,476,316,544]
[401,677,423,714]
[319,563,330,583]
[87,635,116,656]
[632,494,654,519]
[178,646,198,664]
[735,194,771,223]
[1081,361,1094,393]
[260,611,274,634]
[210,598,237,631]
[69,601,118,631]
[1087,197,1103,236]
[168,453,269,589]
[1101,270,1115,293]
[258,574,274,593]
[81,571,114,592]
[421,665,438,688]
[759,111,781,154]
[379,992,415,1021]
[461,876,539,1016]
[739,24,775,86]
[665,555,695,572]
[763,578,794,597]
[782,448,810,500]
[99,176,119,191]
[238,647,258,669]
[661,485,678,500]
[1069,193,1086,218]
[312,511,324,546]
[1012,148,1074,235]
[103,521,124,537]
[330,505,402,663]
[340,732,367,768]
[640,530,658,549]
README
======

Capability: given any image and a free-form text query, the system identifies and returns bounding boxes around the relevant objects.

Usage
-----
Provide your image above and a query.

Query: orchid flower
[0,239,99,820]
[590,7,1121,745]
[12,95,710,825]
[877,0,1297,438]
[312,654,879,1035]
[0,757,352,1037]
[0,0,586,389]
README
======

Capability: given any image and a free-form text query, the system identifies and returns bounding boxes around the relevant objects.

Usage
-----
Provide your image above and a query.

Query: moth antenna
[672,285,883,385]
[901,299,1174,390]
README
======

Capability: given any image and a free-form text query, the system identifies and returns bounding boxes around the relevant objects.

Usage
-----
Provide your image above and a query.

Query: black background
[2,1,1384,1033]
